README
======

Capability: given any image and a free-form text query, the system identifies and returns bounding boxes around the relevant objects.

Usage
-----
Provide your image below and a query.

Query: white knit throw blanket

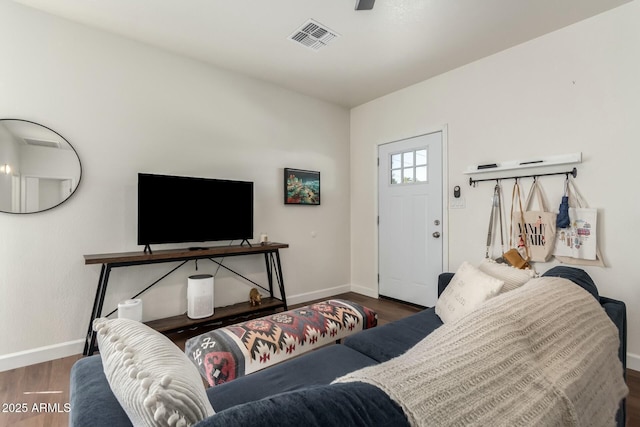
[335,277,628,427]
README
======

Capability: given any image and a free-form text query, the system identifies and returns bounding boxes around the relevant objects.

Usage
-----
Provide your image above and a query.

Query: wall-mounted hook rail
[469,167,577,187]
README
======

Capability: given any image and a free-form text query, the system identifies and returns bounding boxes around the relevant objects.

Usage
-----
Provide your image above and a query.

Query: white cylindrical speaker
[117,299,143,322]
[187,274,214,319]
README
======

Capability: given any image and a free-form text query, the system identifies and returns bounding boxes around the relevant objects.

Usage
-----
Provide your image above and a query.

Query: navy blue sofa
[69,267,627,427]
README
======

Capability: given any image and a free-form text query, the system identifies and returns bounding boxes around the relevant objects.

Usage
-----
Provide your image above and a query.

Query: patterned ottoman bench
[185,299,377,387]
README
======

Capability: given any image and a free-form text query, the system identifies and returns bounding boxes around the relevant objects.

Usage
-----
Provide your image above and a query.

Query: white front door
[378,132,443,307]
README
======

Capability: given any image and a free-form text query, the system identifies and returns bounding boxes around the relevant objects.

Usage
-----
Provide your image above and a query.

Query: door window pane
[403,152,414,167]
[391,154,402,170]
[389,147,428,185]
[391,170,401,185]
[403,168,414,183]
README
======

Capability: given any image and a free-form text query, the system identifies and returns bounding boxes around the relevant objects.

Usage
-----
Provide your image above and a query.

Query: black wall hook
[469,167,577,186]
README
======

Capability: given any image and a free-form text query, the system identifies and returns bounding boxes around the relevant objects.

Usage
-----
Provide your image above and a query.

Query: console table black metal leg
[83,263,112,356]
[274,250,287,310]
[264,251,286,310]
[264,253,274,299]
[83,264,105,355]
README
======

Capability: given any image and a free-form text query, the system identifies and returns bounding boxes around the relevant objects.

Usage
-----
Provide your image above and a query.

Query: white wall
[351,1,640,369]
[0,1,350,369]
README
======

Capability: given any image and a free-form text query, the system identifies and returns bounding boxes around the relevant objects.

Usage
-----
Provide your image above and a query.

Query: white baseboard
[0,339,84,372]
[627,352,640,372]
[286,284,352,306]
[287,283,380,305]
[350,283,379,299]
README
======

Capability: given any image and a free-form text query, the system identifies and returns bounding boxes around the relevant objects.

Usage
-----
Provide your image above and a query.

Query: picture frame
[284,168,320,205]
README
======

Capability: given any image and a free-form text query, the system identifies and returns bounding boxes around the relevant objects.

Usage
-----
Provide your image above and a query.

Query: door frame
[375,125,449,299]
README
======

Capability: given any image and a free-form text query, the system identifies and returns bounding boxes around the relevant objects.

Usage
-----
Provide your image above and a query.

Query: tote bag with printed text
[518,180,557,262]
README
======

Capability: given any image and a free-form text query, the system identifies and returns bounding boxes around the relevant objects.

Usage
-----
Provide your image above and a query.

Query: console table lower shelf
[146,297,286,336]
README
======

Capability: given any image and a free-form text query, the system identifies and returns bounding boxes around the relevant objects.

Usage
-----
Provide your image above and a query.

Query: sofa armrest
[438,273,454,297]
[599,296,627,427]
[600,296,627,371]
[69,355,132,427]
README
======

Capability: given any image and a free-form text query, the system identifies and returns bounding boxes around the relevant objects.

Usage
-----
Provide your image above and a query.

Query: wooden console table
[83,243,289,356]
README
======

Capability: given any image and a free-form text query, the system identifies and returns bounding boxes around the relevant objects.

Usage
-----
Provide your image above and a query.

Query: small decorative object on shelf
[249,288,262,306]
[259,232,269,245]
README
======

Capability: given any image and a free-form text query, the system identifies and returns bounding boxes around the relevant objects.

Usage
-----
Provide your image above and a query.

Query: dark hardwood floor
[0,354,81,427]
[0,292,637,426]
[628,368,640,427]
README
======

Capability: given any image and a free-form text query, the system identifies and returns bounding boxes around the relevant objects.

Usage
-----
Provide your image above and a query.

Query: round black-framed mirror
[0,119,82,214]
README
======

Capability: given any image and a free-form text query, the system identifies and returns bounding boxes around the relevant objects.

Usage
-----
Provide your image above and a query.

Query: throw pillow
[435,261,504,323]
[93,318,215,427]
[477,258,536,293]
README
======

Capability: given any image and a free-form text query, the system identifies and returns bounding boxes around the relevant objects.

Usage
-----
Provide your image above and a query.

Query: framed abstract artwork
[284,168,320,205]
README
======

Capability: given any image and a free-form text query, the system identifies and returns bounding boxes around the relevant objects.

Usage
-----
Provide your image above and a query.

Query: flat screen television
[137,173,253,251]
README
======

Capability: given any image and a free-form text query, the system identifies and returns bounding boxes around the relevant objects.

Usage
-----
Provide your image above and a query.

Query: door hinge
[377,157,380,166]
[377,274,380,283]
[377,215,379,225]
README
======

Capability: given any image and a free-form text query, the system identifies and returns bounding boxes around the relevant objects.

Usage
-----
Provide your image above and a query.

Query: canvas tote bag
[519,180,557,262]
[506,180,531,269]
[553,179,604,266]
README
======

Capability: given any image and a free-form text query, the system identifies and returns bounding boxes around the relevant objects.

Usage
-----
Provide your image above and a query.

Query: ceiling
[12,0,631,107]
[1,119,68,149]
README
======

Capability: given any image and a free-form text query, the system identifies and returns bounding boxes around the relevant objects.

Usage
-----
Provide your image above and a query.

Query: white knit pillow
[435,261,504,323]
[477,258,536,293]
[93,318,215,427]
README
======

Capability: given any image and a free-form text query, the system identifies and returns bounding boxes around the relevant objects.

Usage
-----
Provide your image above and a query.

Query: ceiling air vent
[289,19,339,51]
[23,138,60,149]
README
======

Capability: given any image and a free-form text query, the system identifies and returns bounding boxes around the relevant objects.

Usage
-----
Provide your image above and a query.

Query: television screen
[137,173,253,247]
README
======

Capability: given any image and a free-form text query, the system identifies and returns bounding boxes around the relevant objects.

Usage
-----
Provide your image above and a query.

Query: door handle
[432,232,441,238]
